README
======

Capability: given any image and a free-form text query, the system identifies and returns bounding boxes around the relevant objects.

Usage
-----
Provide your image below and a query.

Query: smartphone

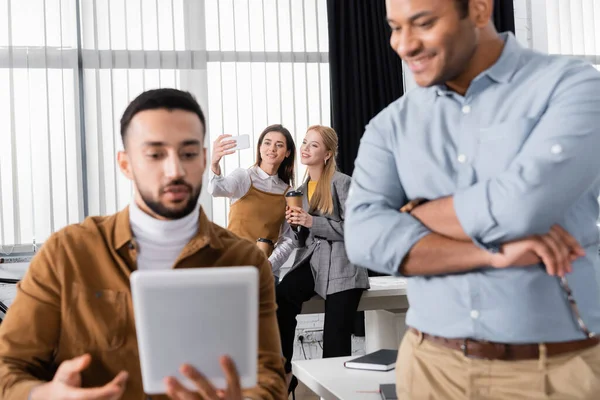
[229,134,251,151]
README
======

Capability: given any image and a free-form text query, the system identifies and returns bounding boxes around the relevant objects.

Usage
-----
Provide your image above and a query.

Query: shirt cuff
[268,256,280,276]
[454,182,497,247]
[311,216,325,235]
[311,216,337,239]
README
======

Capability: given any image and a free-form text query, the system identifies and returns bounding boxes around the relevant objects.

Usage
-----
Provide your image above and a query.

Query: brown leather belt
[409,327,599,361]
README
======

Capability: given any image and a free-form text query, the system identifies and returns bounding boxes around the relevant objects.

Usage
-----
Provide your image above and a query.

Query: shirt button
[470,310,480,319]
[462,105,471,114]
[457,154,467,163]
[550,144,563,155]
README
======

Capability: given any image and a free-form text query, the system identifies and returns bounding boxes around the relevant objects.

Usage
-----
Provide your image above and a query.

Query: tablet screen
[131,267,258,394]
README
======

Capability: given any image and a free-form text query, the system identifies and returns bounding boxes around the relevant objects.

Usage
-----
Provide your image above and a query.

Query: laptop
[379,384,398,400]
[130,267,258,394]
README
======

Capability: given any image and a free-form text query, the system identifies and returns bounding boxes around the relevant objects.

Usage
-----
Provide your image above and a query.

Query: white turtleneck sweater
[129,201,199,270]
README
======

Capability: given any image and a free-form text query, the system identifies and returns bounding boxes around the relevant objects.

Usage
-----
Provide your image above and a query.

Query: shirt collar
[114,206,133,249]
[129,199,199,238]
[433,32,523,97]
[482,32,523,84]
[113,205,223,251]
[253,165,281,183]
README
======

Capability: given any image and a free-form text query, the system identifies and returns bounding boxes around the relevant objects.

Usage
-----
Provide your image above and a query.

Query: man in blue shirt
[345,0,600,398]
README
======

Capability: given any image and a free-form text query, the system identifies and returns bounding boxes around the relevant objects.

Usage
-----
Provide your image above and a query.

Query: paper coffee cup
[285,190,303,208]
[285,190,303,229]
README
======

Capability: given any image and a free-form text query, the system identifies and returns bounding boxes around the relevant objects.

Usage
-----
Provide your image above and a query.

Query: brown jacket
[0,207,286,400]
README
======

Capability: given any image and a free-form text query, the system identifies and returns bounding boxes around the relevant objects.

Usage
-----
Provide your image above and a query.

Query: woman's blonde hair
[305,125,338,215]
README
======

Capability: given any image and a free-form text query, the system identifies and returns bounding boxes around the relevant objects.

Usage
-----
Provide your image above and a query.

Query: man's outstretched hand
[30,354,128,400]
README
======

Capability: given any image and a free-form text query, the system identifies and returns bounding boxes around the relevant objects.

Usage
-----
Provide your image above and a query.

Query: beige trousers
[396,330,600,400]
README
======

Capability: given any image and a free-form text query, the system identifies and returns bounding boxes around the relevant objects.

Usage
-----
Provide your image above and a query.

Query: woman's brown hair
[254,124,296,187]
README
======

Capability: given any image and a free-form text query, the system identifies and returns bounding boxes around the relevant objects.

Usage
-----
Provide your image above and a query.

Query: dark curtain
[493,0,516,33]
[327,0,403,176]
[327,0,404,336]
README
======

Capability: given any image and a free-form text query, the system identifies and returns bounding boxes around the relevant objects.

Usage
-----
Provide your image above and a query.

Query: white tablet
[130,267,258,394]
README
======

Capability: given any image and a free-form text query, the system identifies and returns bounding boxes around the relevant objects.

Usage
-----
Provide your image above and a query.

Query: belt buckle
[461,339,508,360]
[460,339,469,357]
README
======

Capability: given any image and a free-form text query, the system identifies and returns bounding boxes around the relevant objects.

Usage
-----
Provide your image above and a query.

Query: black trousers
[276,261,363,373]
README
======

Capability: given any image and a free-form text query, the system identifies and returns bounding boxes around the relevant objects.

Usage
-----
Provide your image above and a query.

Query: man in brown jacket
[0,89,287,400]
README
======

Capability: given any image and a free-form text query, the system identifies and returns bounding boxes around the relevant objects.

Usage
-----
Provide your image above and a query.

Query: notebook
[343,349,398,371]
[379,384,397,400]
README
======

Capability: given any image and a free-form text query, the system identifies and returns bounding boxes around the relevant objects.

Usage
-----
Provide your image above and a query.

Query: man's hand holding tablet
[165,356,243,400]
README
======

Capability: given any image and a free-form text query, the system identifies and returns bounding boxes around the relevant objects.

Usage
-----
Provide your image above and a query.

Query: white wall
[513,0,532,48]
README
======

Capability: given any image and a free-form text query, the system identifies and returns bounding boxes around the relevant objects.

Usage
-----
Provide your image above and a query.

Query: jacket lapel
[299,180,310,211]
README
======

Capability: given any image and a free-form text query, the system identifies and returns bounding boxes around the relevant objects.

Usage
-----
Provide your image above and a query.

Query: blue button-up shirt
[345,33,600,343]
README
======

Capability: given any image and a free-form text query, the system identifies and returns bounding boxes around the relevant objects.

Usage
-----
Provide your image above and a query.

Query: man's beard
[138,180,202,220]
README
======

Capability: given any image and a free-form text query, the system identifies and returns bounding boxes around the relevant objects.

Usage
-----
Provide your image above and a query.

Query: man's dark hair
[120,88,206,145]
[455,0,469,18]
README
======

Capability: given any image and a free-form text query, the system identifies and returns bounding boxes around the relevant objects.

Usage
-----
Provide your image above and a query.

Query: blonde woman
[277,125,369,394]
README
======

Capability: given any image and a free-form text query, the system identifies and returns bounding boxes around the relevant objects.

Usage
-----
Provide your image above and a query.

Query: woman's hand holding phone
[211,135,237,175]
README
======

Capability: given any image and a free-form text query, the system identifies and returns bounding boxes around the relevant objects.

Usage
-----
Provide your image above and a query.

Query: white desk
[0,262,28,280]
[301,277,409,352]
[0,262,27,311]
[300,277,408,314]
[293,356,396,400]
